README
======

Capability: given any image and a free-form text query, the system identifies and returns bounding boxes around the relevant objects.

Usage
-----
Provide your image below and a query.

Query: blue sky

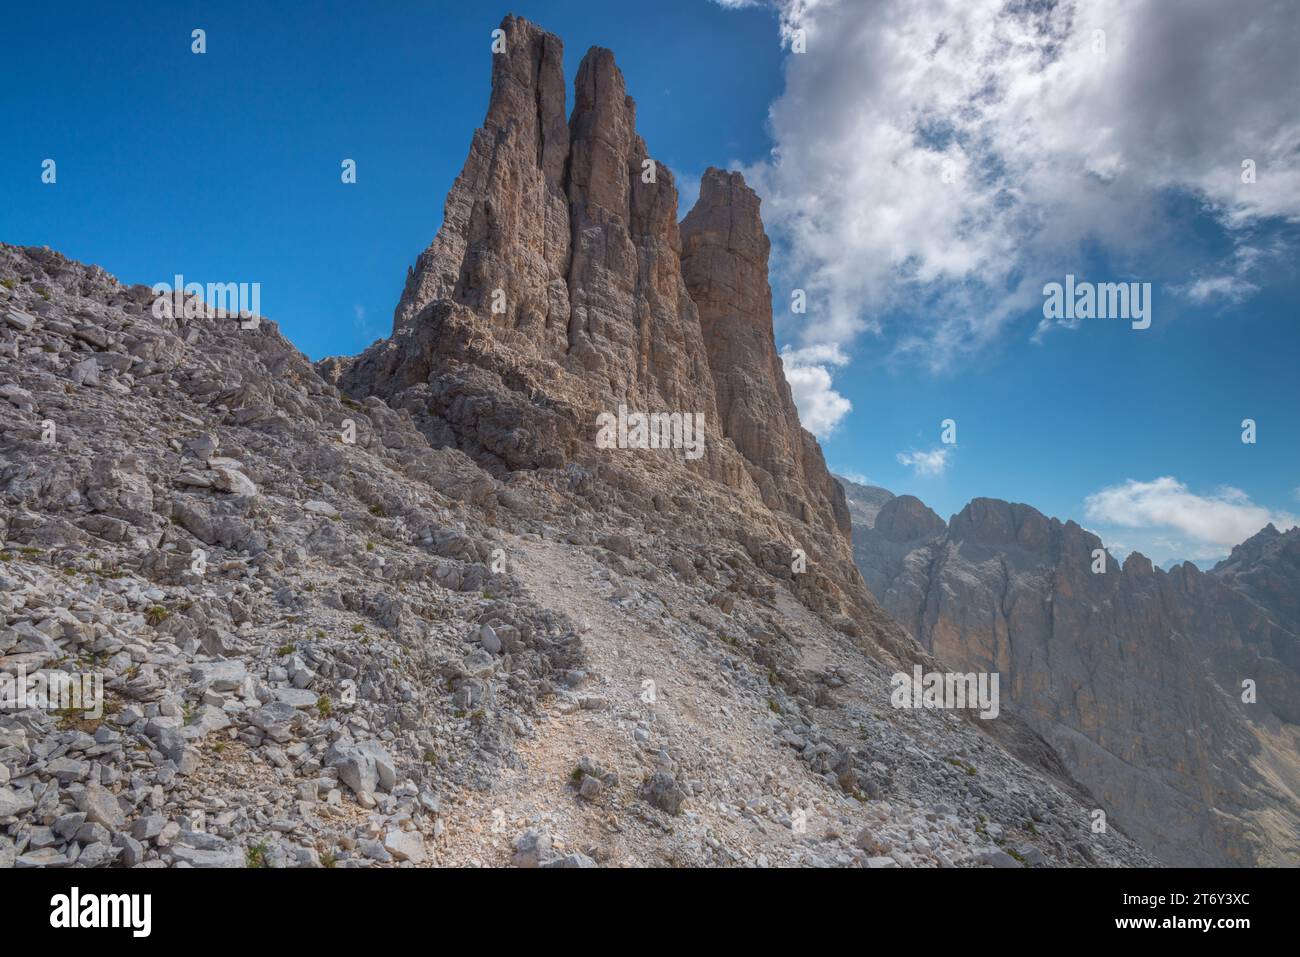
[3,0,1297,564]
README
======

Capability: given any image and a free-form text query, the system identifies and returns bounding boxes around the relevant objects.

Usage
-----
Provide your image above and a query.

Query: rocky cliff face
[329,17,723,481]
[680,169,850,540]
[321,15,876,645]
[1213,524,1300,637]
[839,475,1300,866]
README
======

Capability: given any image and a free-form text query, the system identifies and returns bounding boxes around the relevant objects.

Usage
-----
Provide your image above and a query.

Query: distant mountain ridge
[837,474,1300,866]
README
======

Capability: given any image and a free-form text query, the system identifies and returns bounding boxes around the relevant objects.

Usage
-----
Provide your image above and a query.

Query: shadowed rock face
[321,16,892,647]
[680,168,850,540]
[838,475,1300,866]
[1214,524,1300,637]
[331,16,721,478]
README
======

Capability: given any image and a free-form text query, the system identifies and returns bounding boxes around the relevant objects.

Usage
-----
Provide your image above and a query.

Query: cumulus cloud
[779,343,852,436]
[730,0,1300,369]
[896,448,950,477]
[1083,476,1298,549]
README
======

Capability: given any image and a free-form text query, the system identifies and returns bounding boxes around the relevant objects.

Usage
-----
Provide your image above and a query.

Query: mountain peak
[324,15,869,632]
[873,494,946,542]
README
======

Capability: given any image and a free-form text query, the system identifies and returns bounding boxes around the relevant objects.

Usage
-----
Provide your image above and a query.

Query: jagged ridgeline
[840,475,1300,866]
[316,15,910,659]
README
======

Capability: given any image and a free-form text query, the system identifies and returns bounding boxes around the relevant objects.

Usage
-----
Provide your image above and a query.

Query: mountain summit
[320,15,865,636]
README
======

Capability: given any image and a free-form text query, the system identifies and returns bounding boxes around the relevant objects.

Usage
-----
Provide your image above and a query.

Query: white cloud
[1176,275,1259,305]
[729,0,1300,369]
[1173,242,1275,305]
[1083,476,1297,550]
[779,343,852,436]
[896,447,950,477]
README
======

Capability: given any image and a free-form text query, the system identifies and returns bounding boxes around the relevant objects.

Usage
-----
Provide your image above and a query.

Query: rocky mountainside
[0,16,1158,869]
[838,475,1300,866]
[1213,523,1300,634]
[841,482,895,531]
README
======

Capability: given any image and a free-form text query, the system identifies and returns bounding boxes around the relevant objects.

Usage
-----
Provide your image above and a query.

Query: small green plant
[321,850,337,868]
[56,707,101,733]
[0,278,16,290]
[351,623,364,634]
[246,843,270,868]
[317,696,332,719]
[277,644,295,656]
[144,606,169,626]
[368,504,387,517]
